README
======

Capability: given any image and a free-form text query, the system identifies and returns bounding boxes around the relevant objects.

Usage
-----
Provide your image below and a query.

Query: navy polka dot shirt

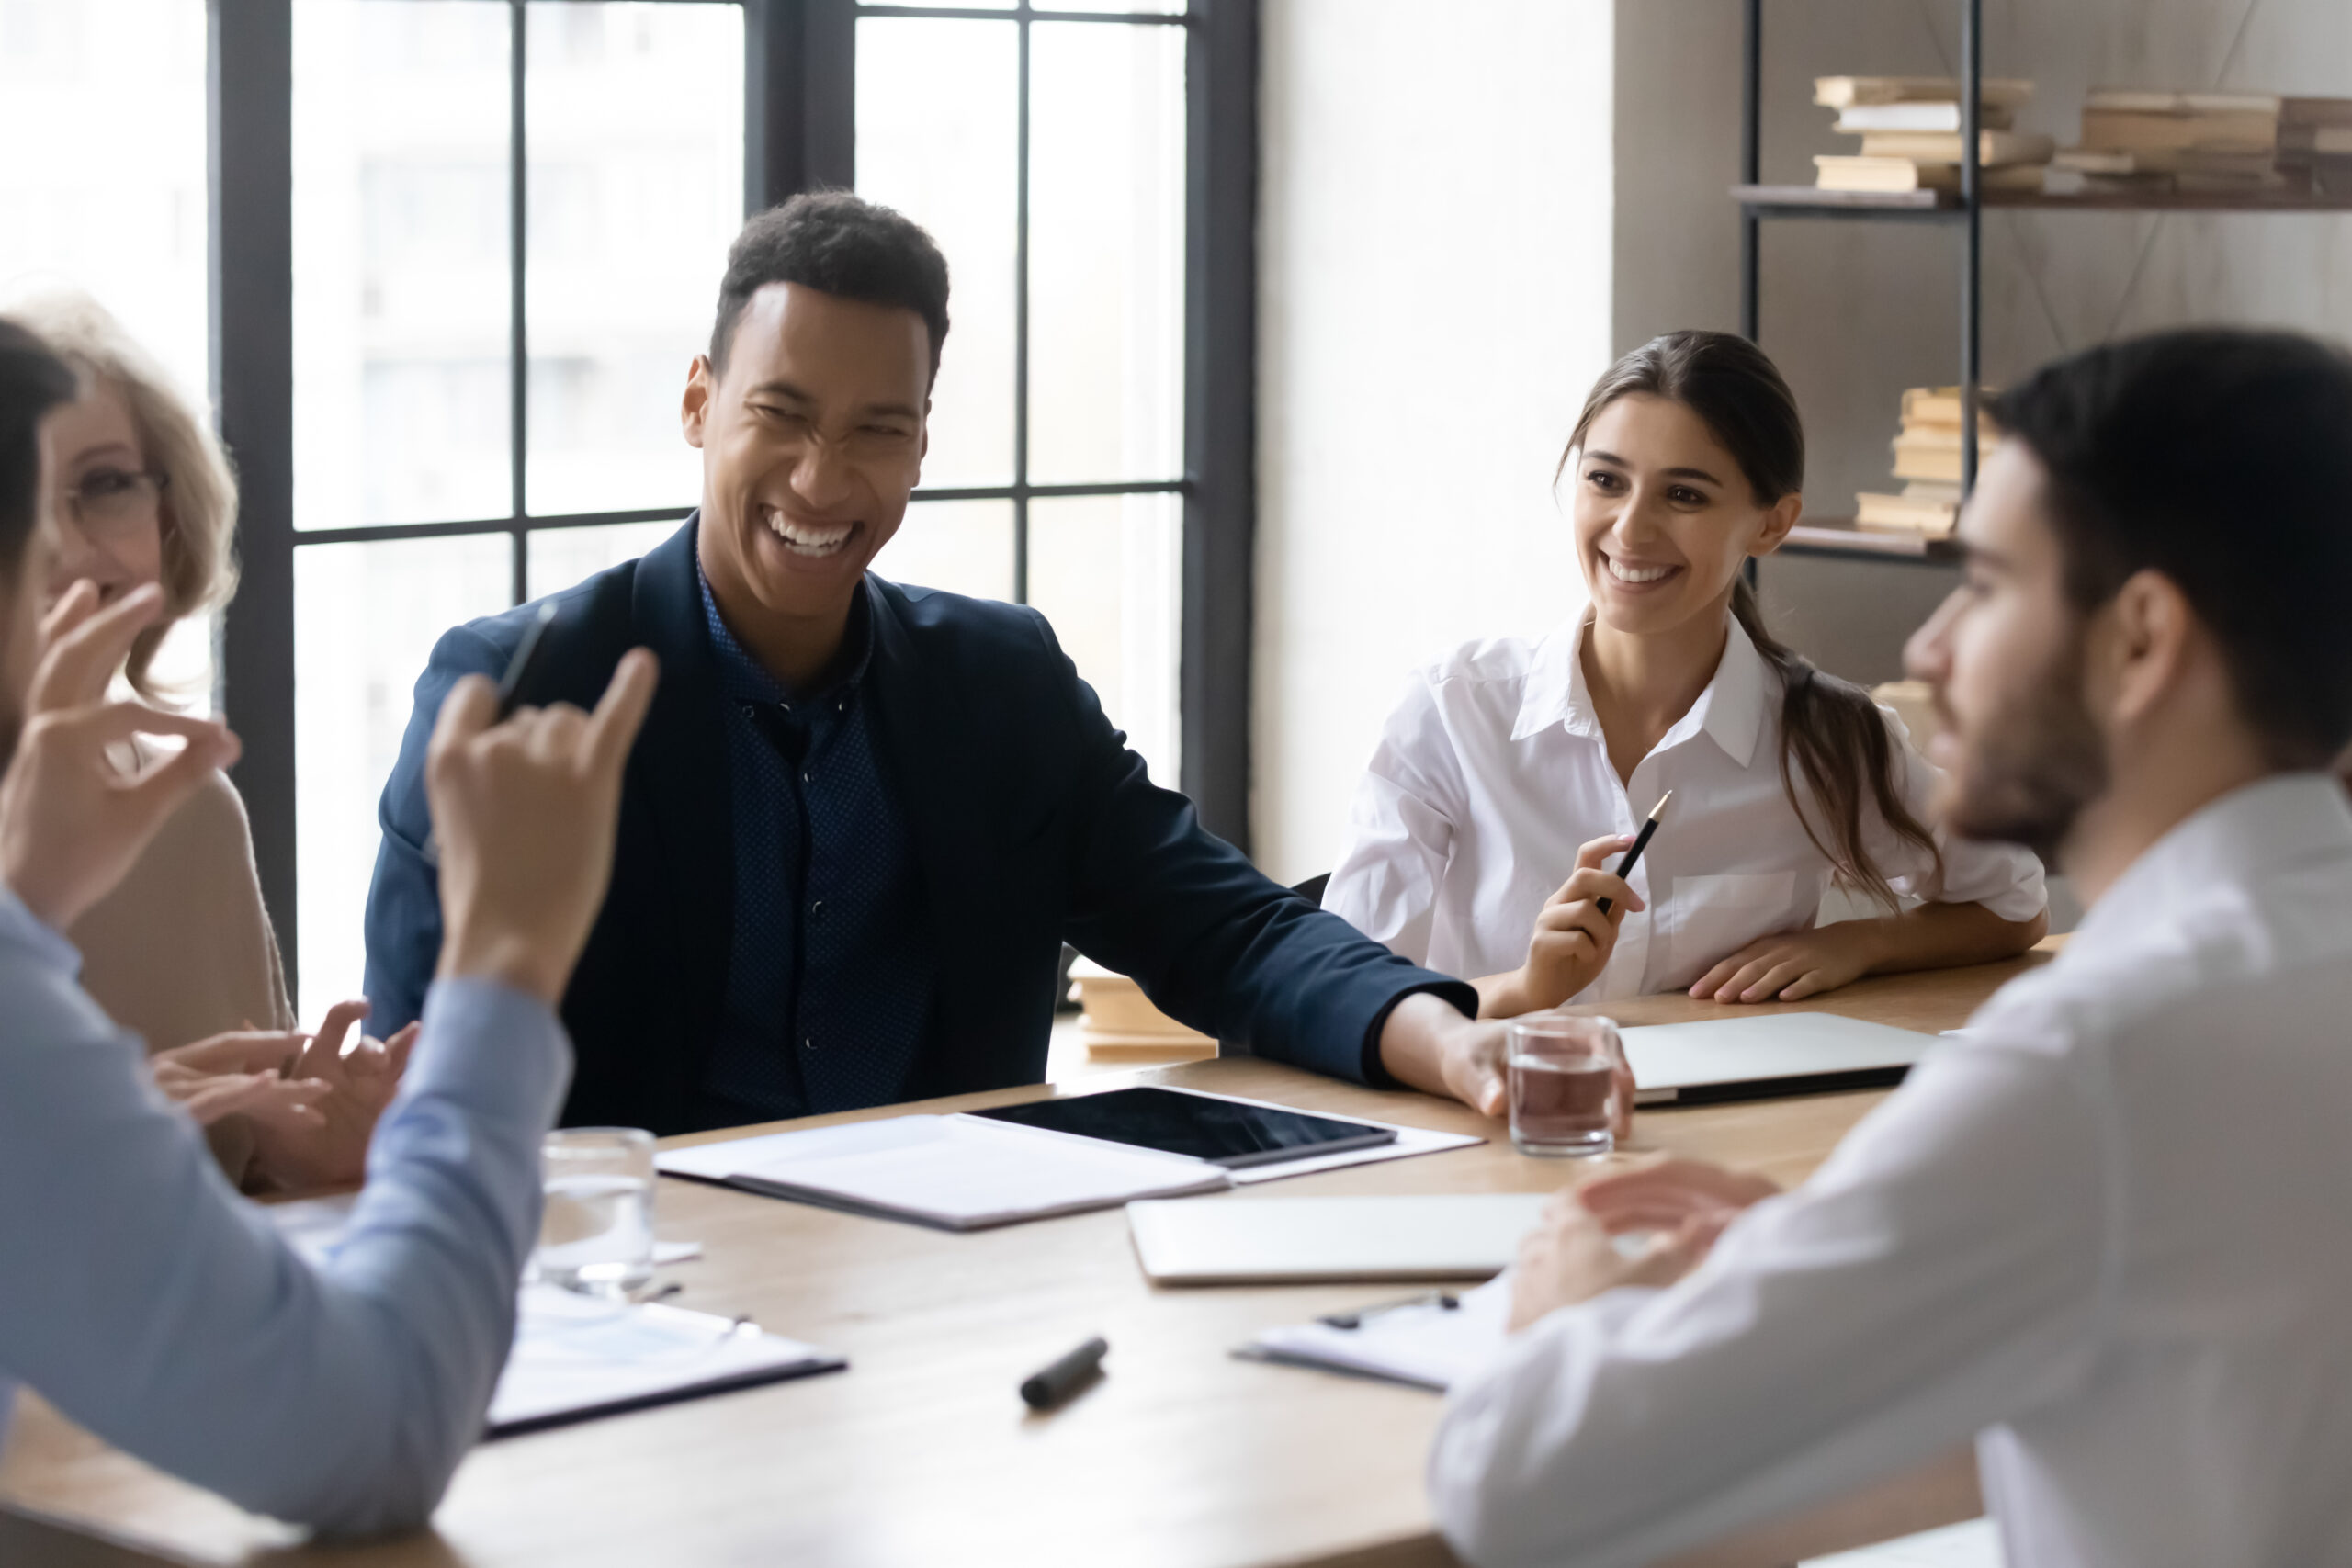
[693,568,935,1128]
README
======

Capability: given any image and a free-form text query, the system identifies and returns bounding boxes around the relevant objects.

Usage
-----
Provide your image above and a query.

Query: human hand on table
[1375,992,1635,1138]
[244,1000,420,1192]
[1506,1185,1732,1331]
[1689,922,1879,1003]
[151,1031,329,1132]
[1505,1158,1780,1330]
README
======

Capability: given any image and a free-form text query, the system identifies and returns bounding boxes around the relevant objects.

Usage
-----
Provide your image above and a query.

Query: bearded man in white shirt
[1428,327,2352,1568]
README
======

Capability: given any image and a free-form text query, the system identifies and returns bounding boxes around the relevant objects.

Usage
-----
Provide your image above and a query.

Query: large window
[286,0,745,1010]
[0,0,216,702]
[205,0,1257,1008]
[855,2,1187,780]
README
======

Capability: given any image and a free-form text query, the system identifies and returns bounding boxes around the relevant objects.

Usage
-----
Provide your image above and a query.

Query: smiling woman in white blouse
[1323,331,2047,1017]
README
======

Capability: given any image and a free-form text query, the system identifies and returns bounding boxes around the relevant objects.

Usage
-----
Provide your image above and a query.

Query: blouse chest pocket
[1665,872,1800,976]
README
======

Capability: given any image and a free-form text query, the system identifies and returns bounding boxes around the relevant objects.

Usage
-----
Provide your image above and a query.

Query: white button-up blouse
[1323,615,2046,998]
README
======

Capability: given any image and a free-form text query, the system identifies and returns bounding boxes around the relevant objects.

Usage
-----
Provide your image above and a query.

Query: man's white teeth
[1607,557,1677,584]
[764,510,854,556]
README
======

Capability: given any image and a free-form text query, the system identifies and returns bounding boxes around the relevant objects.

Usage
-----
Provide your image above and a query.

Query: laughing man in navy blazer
[362,192,1527,1136]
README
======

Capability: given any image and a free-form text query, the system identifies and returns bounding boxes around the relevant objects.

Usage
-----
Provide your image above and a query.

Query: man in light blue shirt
[0,320,659,1534]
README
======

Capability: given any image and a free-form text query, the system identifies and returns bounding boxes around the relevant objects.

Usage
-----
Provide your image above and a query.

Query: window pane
[1029,21,1185,484]
[524,2,741,516]
[295,535,512,1013]
[856,17,1017,490]
[875,499,1014,603]
[1,0,215,710]
[294,0,513,530]
[1026,491,1180,784]
[0,0,210,400]
[526,517,683,600]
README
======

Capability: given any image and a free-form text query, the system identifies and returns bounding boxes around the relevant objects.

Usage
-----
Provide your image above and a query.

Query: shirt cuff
[402,976,574,1129]
[1358,978,1480,1089]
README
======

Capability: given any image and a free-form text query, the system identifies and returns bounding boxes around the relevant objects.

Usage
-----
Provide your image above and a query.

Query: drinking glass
[1507,1014,1622,1158]
[537,1127,657,1296]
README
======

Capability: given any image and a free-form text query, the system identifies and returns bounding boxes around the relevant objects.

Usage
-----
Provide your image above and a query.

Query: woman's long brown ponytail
[1566,333,1942,908]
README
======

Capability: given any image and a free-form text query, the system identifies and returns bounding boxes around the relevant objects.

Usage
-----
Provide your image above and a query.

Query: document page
[1244,1278,1515,1393]
[489,1285,843,1436]
[657,1114,1231,1230]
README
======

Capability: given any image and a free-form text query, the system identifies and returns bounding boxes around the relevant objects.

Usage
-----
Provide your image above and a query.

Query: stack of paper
[1241,1278,1515,1392]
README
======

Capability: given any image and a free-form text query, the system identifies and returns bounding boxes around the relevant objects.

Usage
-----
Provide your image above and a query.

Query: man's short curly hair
[708,191,951,385]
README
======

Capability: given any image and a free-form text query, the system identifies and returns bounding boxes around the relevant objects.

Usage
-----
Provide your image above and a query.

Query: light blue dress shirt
[0,885,571,1535]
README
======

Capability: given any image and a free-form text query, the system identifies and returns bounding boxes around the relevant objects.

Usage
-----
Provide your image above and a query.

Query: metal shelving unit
[1734,0,2352,566]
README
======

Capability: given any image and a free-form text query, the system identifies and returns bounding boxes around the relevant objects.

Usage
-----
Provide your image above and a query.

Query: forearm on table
[1471,969,1535,1020]
[1841,900,2046,978]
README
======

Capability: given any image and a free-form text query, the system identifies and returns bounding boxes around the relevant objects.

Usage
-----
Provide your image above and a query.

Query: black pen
[423,602,560,867]
[1020,1335,1108,1411]
[494,600,560,718]
[1596,788,1674,916]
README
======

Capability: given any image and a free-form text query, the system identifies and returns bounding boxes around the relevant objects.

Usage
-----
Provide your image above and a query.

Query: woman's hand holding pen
[1475,834,1643,1019]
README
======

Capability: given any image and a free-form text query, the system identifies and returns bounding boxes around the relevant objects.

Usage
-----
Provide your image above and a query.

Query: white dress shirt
[0,885,570,1535]
[1428,773,2352,1568]
[1324,615,2044,997]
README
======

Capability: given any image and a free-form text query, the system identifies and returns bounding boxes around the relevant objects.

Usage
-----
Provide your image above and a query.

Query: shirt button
[802,1036,817,1052]
[801,769,813,784]
[809,898,825,921]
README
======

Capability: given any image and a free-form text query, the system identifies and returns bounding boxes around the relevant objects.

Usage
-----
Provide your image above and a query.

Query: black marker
[1020,1335,1108,1411]
[1596,789,1674,916]
[423,601,560,867]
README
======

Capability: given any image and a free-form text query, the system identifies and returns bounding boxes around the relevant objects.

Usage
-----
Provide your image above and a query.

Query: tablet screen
[972,1088,1397,1169]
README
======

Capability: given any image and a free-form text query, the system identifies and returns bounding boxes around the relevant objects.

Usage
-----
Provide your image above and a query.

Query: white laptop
[1619,1011,1939,1105]
[1128,1193,1551,1285]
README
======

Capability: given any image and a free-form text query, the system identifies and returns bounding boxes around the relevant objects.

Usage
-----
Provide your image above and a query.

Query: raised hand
[427,648,659,1005]
[0,582,241,929]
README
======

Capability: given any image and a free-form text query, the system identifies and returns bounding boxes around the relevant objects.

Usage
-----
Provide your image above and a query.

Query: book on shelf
[1833,101,2014,133]
[1900,387,1998,430]
[2279,126,2352,157]
[1853,130,2055,166]
[1814,156,2045,194]
[1814,75,2032,110]
[1905,481,1962,503]
[1892,434,1989,484]
[1854,491,1957,536]
[2084,87,2282,117]
[2054,146,2279,178]
[2078,107,2278,155]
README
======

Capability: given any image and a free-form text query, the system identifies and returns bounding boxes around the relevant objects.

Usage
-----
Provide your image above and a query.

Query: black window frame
[211,0,1257,998]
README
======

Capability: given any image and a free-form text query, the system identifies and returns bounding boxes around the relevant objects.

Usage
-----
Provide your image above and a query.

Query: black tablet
[972,1088,1397,1169]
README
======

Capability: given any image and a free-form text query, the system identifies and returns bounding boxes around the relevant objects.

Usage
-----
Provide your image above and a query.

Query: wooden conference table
[0,946,2057,1568]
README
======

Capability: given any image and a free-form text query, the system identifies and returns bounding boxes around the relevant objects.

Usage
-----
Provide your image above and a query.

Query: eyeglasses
[61,466,169,542]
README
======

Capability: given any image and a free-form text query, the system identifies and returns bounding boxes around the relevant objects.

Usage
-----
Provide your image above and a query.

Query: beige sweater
[67,768,294,1185]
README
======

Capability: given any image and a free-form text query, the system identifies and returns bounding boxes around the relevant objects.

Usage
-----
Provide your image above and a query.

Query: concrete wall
[1251,0,1617,884]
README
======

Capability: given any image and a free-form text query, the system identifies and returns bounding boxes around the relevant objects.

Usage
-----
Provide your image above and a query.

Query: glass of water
[537,1127,657,1297]
[1507,1014,1623,1159]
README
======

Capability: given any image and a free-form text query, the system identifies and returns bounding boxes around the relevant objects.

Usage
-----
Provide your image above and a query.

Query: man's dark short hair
[1992,327,2352,768]
[0,319,77,579]
[708,190,951,386]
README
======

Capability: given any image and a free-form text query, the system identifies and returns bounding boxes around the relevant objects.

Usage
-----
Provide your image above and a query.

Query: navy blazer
[363,517,1476,1134]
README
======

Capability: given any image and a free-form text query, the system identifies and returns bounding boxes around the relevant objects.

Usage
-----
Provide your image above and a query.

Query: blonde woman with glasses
[17,295,410,1193]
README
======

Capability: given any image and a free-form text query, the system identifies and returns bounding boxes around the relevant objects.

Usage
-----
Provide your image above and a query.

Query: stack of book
[2278,98,2352,197]
[1813,76,2047,195]
[1854,387,1997,536]
[1067,956,1217,1063]
[2053,89,2287,193]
